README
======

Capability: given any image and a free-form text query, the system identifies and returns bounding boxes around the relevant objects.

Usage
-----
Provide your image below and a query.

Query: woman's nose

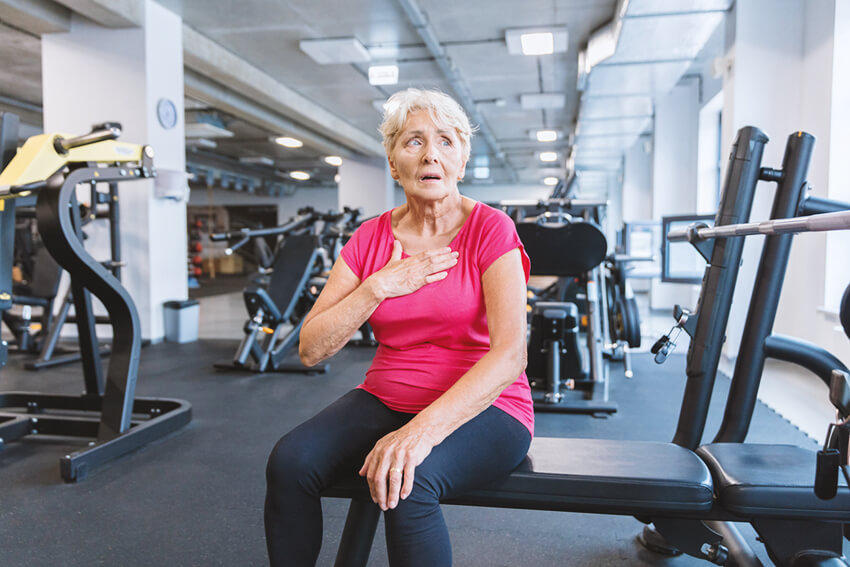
[422,141,440,162]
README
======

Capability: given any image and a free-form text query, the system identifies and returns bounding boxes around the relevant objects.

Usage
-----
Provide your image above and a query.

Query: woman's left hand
[359,424,437,511]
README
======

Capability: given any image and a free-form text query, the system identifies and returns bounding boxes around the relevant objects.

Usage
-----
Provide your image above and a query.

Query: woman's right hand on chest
[366,240,459,300]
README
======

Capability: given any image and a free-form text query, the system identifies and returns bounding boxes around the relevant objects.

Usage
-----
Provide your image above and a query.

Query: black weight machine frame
[0,114,191,482]
[505,199,619,415]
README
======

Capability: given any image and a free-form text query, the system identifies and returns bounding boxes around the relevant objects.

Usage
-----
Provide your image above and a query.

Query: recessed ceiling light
[521,32,553,55]
[299,37,371,64]
[543,176,559,186]
[334,174,341,184]
[505,27,568,56]
[539,151,558,162]
[324,156,343,166]
[275,136,303,148]
[536,130,558,142]
[290,171,310,181]
[368,64,399,86]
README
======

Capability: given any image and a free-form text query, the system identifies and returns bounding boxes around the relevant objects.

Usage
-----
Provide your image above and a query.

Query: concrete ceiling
[0,0,730,200]
[0,0,618,189]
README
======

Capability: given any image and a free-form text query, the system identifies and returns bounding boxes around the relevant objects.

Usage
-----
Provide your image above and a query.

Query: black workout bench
[323,437,715,566]
[324,436,850,566]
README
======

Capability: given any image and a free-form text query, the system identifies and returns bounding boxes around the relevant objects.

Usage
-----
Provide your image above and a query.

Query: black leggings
[264,389,531,567]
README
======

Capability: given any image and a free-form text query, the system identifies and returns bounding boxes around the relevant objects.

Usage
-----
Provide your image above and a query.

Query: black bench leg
[334,498,380,567]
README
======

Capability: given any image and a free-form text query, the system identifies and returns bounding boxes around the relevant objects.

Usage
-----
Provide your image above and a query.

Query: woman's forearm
[406,345,527,445]
[299,279,383,366]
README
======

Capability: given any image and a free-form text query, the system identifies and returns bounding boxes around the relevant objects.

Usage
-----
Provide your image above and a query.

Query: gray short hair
[379,88,476,160]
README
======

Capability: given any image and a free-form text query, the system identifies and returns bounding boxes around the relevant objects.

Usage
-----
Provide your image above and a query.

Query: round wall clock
[156,98,178,130]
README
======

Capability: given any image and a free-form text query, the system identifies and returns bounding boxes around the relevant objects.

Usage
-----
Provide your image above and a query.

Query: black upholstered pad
[325,437,714,516]
[516,221,607,276]
[697,443,850,520]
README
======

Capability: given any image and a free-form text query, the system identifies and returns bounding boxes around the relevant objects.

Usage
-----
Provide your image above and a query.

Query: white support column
[338,156,395,218]
[41,0,187,341]
[650,77,700,312]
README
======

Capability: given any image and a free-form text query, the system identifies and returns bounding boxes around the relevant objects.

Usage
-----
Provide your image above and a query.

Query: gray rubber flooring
[0,342,828,566]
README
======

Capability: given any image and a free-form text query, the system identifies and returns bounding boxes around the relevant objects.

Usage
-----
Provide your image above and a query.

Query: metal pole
[672,126,769,450]
[714,131,815,443]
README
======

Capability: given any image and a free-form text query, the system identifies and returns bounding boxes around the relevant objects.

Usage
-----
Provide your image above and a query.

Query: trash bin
[163,299,199,344]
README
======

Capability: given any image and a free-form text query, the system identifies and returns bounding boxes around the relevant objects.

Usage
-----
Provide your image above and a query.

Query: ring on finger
[389,467,403,474]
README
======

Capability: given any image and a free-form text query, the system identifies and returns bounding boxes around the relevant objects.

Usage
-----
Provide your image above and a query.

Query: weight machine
[0,113,191,482]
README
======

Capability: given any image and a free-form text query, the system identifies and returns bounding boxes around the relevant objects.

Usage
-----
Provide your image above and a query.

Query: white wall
[650,78,701,311]
[41,0,187,341]
[719,0,849,365]
[622,137,653,222]
[338,156,394,218]
[460,183,552,203]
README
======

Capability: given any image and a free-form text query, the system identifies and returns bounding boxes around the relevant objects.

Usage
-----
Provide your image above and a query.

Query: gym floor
[0,289,838,566]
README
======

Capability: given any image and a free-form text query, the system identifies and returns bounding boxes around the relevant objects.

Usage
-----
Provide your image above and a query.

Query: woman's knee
[266,433,318,494]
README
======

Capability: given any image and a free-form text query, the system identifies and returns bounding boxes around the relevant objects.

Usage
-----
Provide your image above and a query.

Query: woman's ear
[388,156,399,180]
[458,159,468,181]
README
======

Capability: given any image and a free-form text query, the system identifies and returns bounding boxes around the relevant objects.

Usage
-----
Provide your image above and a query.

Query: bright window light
[536,130,558,142]
[324,156,343,166]
[473,167,490,179]
[275,136,303,148]
[543,176,559,186]
[539,151,558,162]
[520,32,554,56]
[368,64,399,86]
[289,171,310,181]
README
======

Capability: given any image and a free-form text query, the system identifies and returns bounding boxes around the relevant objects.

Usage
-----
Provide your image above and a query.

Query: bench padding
[325,437,714,516]
[697,443,850,520]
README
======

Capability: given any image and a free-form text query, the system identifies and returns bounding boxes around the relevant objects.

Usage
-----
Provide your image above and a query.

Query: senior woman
[264,88,534,567]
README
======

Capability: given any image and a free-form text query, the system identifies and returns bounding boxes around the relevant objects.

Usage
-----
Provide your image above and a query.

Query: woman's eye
[441,139,451,146]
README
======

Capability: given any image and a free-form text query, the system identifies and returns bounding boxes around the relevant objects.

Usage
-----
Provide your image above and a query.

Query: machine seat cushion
[697,443,850,520]
[325,437,714,515]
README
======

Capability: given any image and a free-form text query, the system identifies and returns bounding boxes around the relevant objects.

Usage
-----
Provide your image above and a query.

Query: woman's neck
[396,193,469,238]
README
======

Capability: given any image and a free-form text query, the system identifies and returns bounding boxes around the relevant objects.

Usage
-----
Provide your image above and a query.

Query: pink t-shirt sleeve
[476,209,531,283]
[339,217,378,280]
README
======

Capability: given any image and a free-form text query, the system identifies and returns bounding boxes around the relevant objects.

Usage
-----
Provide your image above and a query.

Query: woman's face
[388,109,467,202]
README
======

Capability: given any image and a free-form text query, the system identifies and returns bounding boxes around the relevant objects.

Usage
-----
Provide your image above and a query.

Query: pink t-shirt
[340,201,534,435]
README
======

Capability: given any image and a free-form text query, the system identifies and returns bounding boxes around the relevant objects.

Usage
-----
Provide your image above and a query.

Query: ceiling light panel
[275,136,303,148]
[584,61,690,96]
[368,64,399,85]
[185,123,234,138]
[505,27,568,56]
[520,93,566,110]
[299,37,371,64]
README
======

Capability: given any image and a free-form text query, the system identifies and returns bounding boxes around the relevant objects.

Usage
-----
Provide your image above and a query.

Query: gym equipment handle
[667,209,850,242]
[54,124,122,154]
